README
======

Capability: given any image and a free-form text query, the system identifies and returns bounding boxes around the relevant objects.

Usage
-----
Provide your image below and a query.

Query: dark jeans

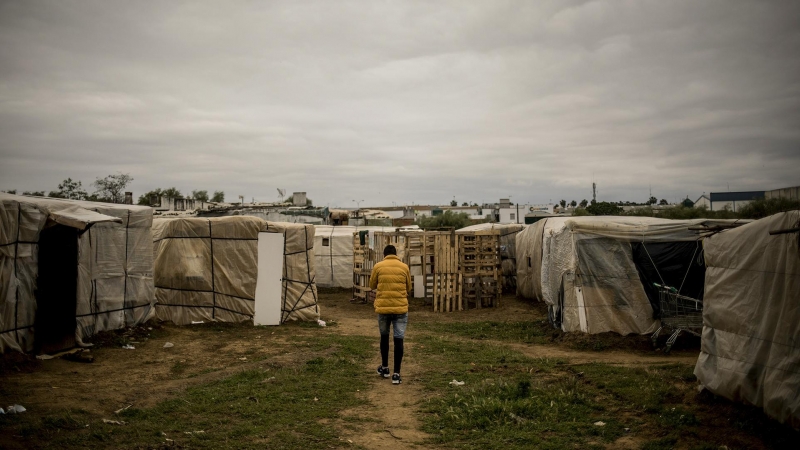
[378,313,408,374]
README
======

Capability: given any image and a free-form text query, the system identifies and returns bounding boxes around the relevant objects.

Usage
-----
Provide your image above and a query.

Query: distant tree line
[3,173,134,203]
[3,172,226,206]
[415,210,487,229]
[137,188,225,205]
[571,198,799,220]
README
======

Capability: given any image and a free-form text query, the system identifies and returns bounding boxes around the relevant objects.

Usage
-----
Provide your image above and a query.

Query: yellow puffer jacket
[369,255,412,314]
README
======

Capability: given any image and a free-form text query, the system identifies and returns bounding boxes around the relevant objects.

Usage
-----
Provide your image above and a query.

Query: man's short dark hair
[384,245,397,257]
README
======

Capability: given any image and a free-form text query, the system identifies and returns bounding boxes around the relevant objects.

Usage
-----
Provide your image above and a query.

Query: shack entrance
[35,224,79,354]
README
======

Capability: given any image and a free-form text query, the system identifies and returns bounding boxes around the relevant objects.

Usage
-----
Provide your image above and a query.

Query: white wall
[711,200,753,212]
[498,204,553,223]
[383,210,404,219]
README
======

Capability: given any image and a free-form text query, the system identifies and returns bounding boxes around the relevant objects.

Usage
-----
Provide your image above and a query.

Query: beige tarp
[313,225,401,288]
[153,217,319,324]
[520,216,745,335]
[694,210,800,428]
[457,223,523,292]
[516,220,546,300]
[0,193,155,353]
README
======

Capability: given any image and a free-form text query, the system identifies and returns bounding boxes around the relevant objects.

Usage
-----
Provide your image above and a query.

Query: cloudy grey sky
[1,0,798,207]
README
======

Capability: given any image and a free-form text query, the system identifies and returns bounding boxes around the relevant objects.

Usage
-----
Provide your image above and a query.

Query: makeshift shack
[153,217,319,324]
[517,216,740,335]
[0,193,155,354]
[694,210,800,428]
[457,223,523,292]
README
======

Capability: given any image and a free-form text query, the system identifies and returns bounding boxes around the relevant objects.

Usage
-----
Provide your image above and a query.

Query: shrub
[585,201,622,215]
[737,198,800,219]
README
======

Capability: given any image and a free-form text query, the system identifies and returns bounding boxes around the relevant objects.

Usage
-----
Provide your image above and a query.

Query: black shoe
[377,365,389,378]
[392,373,402,385]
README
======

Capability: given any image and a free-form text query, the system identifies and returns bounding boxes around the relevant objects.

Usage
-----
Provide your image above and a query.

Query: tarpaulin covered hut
[0,193,155,353]
[516,219,547,301]
[516,216,742,335]
[694,210,800,428]
[152,216,319,324]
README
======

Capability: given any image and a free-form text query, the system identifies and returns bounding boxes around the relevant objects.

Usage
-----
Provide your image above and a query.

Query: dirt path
[338,340,429,449]
[328,314,429,448]
[326,305,696,449]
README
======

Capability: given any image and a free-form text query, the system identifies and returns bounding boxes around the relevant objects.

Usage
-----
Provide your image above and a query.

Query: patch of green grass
[572,363,692,414]
[416,321,549,344]
[415,335,617,449]
[412,335,724,449]
[0,334,374,449]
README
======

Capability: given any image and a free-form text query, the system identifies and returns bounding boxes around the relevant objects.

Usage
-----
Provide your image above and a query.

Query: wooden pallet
[351,228,500,311]
[352,232,373,302]
[459,231,500,309]
[432,231,462,312]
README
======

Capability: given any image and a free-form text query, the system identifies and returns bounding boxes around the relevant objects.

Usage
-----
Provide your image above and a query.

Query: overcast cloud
[1,0,798,207]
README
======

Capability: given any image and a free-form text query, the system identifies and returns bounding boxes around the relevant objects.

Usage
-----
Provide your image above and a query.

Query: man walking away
[369,244,411,385]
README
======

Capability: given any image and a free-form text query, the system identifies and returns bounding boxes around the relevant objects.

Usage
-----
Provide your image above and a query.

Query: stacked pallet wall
[351,229,500,311]
[459,231,501,309]
[352,232,372,302]
[433,231,461,312]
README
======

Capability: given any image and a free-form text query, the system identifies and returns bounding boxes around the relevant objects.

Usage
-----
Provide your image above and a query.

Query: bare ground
[1,289,793,449]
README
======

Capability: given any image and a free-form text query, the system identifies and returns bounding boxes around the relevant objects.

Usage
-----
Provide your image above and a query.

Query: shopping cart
[650,283,703,354]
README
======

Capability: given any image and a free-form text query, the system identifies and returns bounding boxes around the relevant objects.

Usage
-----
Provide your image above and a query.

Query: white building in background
[497,203,555,224]
[710,191,764,212]
[694,194,711,209]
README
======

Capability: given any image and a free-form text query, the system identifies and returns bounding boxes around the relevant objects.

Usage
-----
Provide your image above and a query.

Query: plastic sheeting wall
[75,204,155,345]
[516,220,546,300]
[313,225,400,288]
[0,194,155,353]
[153,217,319,324]
[520,216,738,335]
[694,211,800,428]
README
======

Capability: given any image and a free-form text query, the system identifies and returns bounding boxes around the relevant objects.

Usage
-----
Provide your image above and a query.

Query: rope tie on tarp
[281,225,319,322]
[79,207,152,325]
[155,285,255,302]
[123,211,130,326]
[0,240,37,247]
[208,219,217,319]
[12,206,21,343]
[155,225,252,319]
[152,236,256,243]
